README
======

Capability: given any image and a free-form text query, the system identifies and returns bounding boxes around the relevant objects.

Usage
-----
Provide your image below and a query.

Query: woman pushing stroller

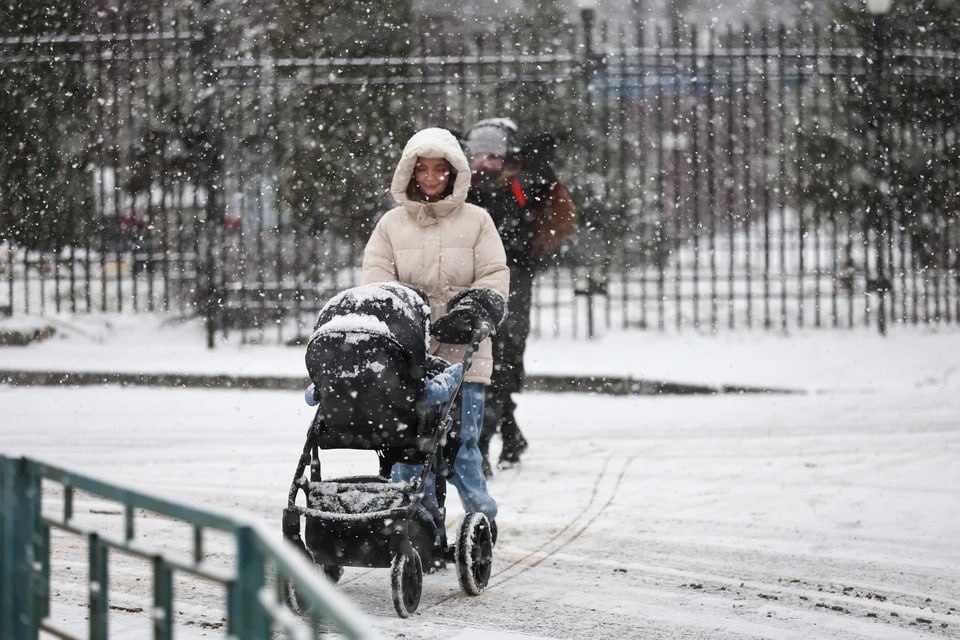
[362,126,509,533]
[283,128,507,617]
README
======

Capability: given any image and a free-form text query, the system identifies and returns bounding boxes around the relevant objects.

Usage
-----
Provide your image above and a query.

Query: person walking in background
[463,118,578,476]
[362,126,509,532]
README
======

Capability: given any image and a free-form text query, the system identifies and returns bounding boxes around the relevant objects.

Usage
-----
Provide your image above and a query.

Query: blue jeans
[392,382,498,520]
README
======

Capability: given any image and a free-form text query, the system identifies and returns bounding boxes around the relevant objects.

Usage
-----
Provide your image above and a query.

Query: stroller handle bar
[468,322,494,360]
[431,320,493,447]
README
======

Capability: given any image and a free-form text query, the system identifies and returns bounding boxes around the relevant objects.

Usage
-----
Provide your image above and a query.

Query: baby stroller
[282,282,495,618]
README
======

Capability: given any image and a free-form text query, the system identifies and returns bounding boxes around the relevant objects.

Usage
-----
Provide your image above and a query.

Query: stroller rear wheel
[456,512,494,595]
[391,547,423,618]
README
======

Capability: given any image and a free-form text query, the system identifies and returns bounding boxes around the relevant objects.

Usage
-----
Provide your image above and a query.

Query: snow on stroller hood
[306,282,431,381]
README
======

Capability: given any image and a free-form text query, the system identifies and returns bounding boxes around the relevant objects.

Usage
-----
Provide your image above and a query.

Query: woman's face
[414,157,452,200]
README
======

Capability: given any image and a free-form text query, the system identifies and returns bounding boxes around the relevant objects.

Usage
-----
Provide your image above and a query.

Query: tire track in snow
[420,453,636,611]
[488,454,636,584]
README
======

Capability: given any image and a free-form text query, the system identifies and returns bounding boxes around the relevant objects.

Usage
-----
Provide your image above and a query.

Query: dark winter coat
[468,166,555,271]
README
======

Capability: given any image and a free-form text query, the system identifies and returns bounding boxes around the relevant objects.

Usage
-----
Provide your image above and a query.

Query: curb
[0,326,56,347]
[523,375,800,396]
[0,369,801,396]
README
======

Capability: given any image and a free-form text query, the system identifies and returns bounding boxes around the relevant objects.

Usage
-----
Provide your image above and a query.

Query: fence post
[869,8,891,336]
[196,0,225,349]
[1,457,43,640]
[229,526,270,639]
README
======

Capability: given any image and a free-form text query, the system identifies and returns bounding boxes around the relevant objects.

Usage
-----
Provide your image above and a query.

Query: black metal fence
[2,8,959,342]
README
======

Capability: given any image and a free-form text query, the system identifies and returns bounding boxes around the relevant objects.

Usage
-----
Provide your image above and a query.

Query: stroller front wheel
[390,547,423,618]
[281,555,344,614]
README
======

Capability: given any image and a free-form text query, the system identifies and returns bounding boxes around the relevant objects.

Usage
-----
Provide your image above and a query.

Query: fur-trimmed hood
[390,127,471,221]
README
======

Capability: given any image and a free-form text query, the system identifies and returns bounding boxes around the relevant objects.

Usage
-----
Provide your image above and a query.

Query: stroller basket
[296,476,436,571]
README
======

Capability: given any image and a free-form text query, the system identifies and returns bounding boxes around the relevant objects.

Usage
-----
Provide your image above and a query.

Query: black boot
[499,414,527,467]
[479,427,494,479]
[480,397,499,479]
[481,450,493,479]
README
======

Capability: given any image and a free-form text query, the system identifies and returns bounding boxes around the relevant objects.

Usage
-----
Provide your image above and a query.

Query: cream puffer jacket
[361,127,510,384]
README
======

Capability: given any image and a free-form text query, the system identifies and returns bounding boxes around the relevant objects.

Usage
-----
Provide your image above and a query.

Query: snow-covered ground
[3,313,959,394]
[2,314,959,639]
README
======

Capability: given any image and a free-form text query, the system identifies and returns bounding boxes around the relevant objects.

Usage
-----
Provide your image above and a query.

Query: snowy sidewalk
[4,358,958,639]
[2,313,959,395]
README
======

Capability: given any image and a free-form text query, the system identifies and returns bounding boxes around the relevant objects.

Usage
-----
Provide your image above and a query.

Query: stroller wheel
[282,575,315,617]
[281,544,343,615]
[282,538,316,616]
[456,512,494,596]
[287,538,344,585]
[390,547,423,618]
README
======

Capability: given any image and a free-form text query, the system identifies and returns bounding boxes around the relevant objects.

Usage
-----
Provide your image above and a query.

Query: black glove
[431,306,479,344]
[431,288,505,344]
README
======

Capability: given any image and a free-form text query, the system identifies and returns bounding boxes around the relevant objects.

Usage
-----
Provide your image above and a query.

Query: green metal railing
[0,455,377,640]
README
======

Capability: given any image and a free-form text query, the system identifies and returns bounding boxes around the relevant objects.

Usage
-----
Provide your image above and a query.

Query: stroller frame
[282,324,495,618]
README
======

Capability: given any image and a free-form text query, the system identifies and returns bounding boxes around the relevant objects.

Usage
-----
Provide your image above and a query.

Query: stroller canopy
[305,283,435,451]
[306,282,431,384]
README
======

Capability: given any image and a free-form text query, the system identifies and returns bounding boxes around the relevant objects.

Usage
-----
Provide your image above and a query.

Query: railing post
[229,526,270,639]
[88,533,109,639]
[1,456,43,640]
[152,555,173,640]
[35,523,50,621]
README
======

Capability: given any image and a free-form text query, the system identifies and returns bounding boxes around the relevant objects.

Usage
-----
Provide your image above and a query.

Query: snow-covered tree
[795,0,960,267]
[269,0,417,239]
[496,0,577,137]
[0,0,94,251]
